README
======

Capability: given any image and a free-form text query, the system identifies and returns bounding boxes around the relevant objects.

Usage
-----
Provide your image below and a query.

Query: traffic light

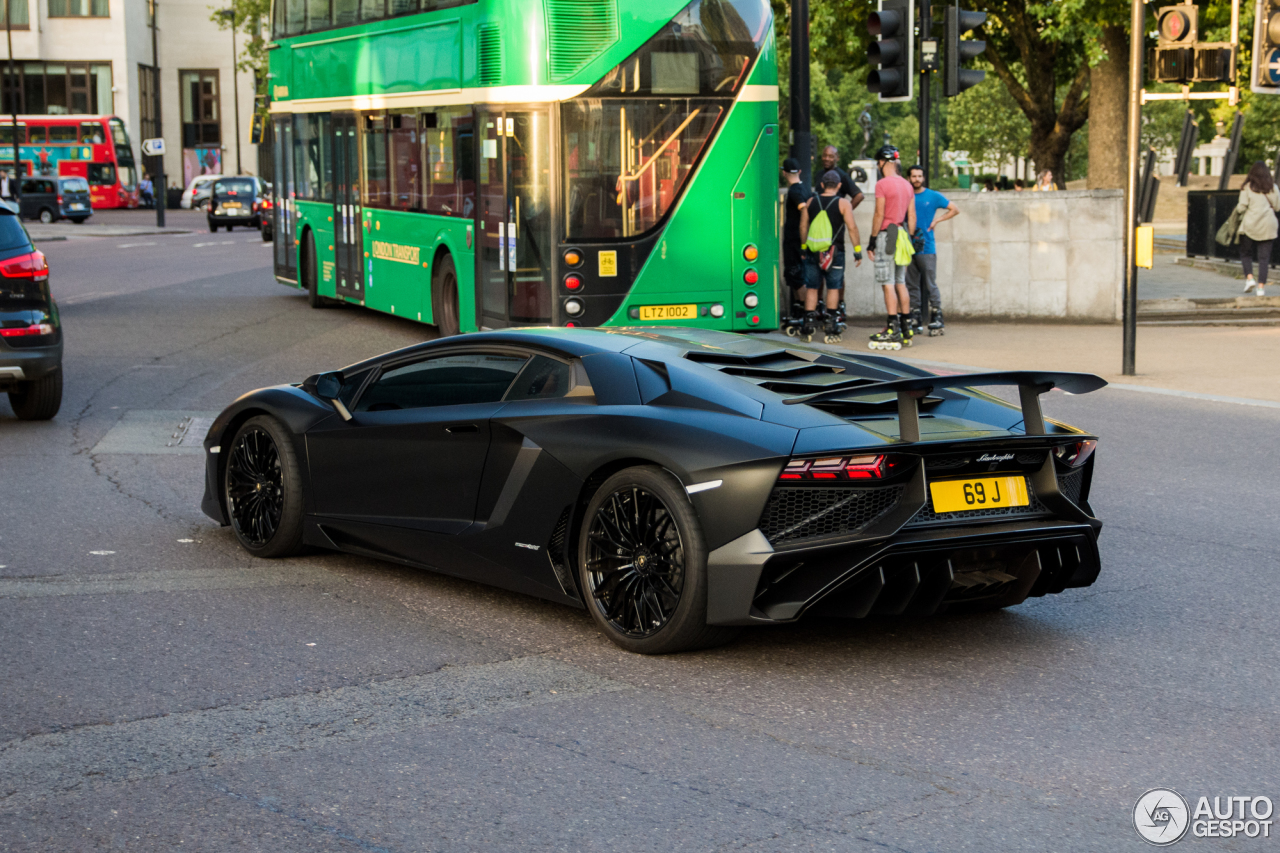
[1152,4,1197,83]
[1253,0,1280,94]
[943,6,986,97]
[868,0,914,103]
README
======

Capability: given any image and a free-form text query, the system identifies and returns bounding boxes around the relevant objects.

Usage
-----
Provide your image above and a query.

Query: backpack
[804,196,836,252]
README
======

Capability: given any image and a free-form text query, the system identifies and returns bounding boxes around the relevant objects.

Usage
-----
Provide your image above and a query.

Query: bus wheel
[430,253,460,337]
[38,208,54,224]
[304,232,337,309]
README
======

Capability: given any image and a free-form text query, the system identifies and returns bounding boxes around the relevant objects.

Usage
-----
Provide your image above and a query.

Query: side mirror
[315,371,343,400]
[314,371,353,422]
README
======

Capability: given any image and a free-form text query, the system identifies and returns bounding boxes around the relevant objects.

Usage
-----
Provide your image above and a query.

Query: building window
[0,61,112,115]
[138,65,158,142]
[1,0,29,27]
[179,70,220,148]
[47,0,109,17]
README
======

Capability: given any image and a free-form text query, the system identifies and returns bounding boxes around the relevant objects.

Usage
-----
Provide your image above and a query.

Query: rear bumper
[0,344,62,390]
[706,519,1101,626]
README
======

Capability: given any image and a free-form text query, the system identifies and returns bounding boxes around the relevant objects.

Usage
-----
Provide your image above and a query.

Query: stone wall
[839,189,1125,322]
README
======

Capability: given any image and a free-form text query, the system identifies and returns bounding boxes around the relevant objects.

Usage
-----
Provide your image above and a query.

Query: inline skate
[822,302,847,344]
[927,307,946,336]
[868,320,904,351]
[780,298,807,337]
[899,314,915,347]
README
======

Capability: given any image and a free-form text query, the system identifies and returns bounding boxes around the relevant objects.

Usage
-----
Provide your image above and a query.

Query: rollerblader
[906,164,959,337]
[780,158,814,336]
[800,169,863,344]
[865,146,916,351]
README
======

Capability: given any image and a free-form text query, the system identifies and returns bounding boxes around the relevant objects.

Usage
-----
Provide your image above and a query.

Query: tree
[209,0,272,107]
[946,74,1030,172]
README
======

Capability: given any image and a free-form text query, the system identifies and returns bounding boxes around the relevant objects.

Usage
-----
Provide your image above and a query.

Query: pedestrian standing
[905,165,958,335]
[799,169,863,341]
[1032,170,1057,191]
[780,158,814,319]
[0,170,10,200]
[815,145,865,210]
[1236,160,1280,296]
[865,145,917,349]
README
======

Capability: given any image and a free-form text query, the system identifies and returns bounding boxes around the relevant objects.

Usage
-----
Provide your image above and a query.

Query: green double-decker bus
[266,0,778,335]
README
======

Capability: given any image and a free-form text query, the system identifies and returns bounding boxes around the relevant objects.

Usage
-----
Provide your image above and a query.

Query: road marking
[88,551,115,556]
[0,657,622,805]
[59,290,120,306]
[0,566,320,599]
[116,242,157,248]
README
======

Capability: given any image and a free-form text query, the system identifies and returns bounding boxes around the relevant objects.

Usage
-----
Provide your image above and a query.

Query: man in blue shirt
[906,165,959,334]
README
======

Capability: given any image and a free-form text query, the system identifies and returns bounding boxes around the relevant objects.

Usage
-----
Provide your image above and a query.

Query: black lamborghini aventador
[201,327,1105,654]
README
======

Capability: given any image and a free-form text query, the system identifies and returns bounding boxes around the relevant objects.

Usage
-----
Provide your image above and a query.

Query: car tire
[8,369,62,421]
[38,208,54,224]
[577,466,739,654]
[209,220,218,232]
[223,414,305,558]
[430,253,460,337]
[262,224,273,243]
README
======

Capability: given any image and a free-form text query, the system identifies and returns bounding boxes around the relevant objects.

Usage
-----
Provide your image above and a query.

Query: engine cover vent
[546,0,619,82]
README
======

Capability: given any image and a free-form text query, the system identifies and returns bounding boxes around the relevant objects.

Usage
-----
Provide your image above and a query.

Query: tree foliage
[946,74,1030,170]
[209,0,272,101]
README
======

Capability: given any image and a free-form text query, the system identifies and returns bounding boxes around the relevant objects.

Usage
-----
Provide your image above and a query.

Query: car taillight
[778,454,903,481]
[56,195,63,204]
[0,323,54,337]
[0,251,49,282]
[1055,440,1096,468]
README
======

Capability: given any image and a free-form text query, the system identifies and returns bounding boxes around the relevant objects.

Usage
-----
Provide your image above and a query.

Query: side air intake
[546,0,619,81]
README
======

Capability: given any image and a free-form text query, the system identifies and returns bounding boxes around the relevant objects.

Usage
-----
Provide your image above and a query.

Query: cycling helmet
[875,145,901,162]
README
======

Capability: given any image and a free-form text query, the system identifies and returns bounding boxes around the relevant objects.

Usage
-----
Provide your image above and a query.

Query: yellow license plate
[639,303,697,321]
[222,201,242,209]
[930,476,1030,513]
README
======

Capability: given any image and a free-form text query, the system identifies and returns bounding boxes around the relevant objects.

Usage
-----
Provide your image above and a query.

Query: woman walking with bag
[1236,161,1280,296]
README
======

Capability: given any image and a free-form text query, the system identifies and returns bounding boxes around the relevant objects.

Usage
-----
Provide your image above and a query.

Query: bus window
[422,107,473,217]
[359,0,382,21]
[333,0,358,26]
[361,113,389,207]
[49,125,79,143]
[0,125,22,145]
[293,113,332,202]
[120,166,137,191]
[80,122,105,144]
[27,126,46,143]
[306,0,330,30]
[88,163,117,186]
[109,119,128,146]
[388,112,420,210]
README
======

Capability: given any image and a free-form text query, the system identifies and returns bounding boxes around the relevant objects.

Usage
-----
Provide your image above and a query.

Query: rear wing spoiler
[782,371,1108,442]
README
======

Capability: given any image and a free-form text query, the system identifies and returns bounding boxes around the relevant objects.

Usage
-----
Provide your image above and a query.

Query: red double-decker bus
[0,115,139,209]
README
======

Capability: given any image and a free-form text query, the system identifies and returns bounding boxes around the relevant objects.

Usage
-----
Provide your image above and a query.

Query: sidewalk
[25,207,206,242]
[807,320,1280,404]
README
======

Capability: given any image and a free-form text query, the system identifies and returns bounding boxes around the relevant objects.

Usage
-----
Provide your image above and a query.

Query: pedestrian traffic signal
[943,6,986,97]
[868,0,914,103]
[1252,0,1280,94]
[1152,4,1198,83]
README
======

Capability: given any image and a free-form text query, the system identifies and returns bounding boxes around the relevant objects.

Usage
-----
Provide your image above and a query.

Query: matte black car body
[201,328,1104,627]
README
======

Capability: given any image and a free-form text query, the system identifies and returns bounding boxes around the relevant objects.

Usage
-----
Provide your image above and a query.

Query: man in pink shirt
[866,145,917,349]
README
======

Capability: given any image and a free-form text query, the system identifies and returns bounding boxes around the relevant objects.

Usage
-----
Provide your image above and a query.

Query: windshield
[561,0,770,241]
[214,178,255,195]
[88,163,117,186]
[60,178,89,193]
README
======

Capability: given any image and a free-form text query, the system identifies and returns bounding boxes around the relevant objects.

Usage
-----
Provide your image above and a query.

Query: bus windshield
[562,0,770,240]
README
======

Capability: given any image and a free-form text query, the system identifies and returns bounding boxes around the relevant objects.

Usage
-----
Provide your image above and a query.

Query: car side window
[503,355,574,401]
[355,352,527,412]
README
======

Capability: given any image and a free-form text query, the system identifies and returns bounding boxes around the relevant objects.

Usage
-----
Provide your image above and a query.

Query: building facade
[0,0,259,193]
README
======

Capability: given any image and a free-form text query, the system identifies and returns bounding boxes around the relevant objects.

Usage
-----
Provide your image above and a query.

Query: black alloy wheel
[224,415,304,557]
[578,466,737,654]
[430,253,460,337]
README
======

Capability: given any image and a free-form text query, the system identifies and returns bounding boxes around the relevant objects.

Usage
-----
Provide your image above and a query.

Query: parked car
[207,176,267,232]
[0,205,61,420]
[18,177,92,224]
[180,174,222,210]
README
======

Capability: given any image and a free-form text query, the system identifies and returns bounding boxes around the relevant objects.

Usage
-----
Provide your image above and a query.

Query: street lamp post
[151,0,165,227]
[221,7,243,175]
[6,0,20,209]
[1123,0,1145,376]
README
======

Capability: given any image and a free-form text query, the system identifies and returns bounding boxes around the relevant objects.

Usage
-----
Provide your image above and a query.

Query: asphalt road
[2,221,1277,851]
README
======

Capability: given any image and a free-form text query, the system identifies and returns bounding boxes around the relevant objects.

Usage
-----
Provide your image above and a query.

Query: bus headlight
[709,304,725,318]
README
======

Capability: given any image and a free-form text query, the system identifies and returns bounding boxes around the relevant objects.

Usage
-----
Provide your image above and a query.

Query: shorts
[803,253,844,292]
[873,228,907,286]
